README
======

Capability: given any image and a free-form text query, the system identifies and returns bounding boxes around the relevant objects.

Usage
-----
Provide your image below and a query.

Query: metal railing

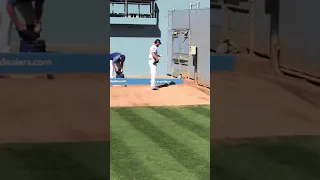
[110,1,156,18]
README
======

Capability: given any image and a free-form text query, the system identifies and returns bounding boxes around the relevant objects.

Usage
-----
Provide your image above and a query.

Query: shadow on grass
[211,135,320,180]
[0,141,109,180]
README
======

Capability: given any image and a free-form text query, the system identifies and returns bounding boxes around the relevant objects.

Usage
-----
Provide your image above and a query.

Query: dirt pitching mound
[110,84,210,107]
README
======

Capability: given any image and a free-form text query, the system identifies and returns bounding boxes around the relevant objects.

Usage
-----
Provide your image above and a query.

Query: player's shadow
[157,81,176,89]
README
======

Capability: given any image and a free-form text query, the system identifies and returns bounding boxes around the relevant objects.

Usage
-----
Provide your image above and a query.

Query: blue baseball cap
[154,39,162,44]
[120,54,126,60]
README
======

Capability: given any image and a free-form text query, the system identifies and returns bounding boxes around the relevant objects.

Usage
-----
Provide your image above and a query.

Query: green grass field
[212,136,320,180]
[4,105,319,180]
[110,105,210,180]
[0,141,109,180]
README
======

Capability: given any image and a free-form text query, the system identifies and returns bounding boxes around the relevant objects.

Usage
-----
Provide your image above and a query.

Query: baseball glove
[116,69,122,74]
[18,25,41,41]
[153,59,159,65]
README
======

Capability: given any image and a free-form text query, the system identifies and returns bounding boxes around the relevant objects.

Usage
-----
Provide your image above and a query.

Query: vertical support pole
[221,2,228,40]
[171,30,174,75]
[270,0,282,75]
[151,1,155,18]
[149,2,152,17]
[187,31,190,79]
[179,30,183,77]
[188,30,193,82]
[166,11,170,74]
[249,0,255,55]
[196,1,200,9]
[188,9,191,80]
[171,9,175,76]
[124,0,128,17]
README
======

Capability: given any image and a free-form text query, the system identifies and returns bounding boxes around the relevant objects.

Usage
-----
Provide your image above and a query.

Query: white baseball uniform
[110,60,122,78]
[148,44,158,87]
[0,0,12,52]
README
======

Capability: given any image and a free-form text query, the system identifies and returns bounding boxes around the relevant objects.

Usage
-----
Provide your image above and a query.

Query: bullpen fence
[211,0,270,56]
[277,0,320,79]
[211,0,320,82]
[167,7,210,88]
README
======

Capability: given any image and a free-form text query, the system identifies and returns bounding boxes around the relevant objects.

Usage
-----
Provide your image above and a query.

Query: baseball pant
[15,2,36,25]
[0,0,12,52]
[110,60,114,78]
[110,60,122,78]
[15,2,39,41]
[148,59,157,87]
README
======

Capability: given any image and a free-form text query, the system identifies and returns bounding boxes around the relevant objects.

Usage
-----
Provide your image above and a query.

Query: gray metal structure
[167,6,210,87]
[278,0,320,78]
[211,0,270,56]
[211,0,320,81]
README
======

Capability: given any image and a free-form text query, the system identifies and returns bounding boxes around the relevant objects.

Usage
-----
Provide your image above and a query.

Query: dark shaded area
[110,25,161,38]
[110,2,160,37]
[0,142,110,180]
[211,136,320,180]
[10,0,110,44]
[157,81,176,88]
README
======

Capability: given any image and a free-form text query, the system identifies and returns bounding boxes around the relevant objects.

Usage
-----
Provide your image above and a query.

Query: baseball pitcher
[148,39,162,90]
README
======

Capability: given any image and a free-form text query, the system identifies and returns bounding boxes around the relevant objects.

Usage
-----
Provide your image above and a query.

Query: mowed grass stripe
[110,135,161,180]
[136,106,209,159]
[174,105,210,128]
[149,106,210,142]
[212,136,320,180]
[112,107,209,180]
[186,105,210,119]
[111,111,190,179]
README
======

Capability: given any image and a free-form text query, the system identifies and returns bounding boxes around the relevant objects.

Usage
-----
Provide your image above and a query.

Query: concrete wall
[190,9,210,86]
[279,0,320,78]
[110,0,210,76]
[211,0,320,78]
[169,8,210,85]
[210,6,222,51]
[254,0,270,56]
[210,0,270,57]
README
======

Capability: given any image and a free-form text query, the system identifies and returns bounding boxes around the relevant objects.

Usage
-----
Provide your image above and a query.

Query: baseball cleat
[151,86,159,90]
